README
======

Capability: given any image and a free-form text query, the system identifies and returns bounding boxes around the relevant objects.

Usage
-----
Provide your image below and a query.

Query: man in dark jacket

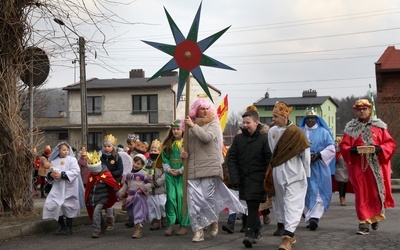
[228,107,272,248]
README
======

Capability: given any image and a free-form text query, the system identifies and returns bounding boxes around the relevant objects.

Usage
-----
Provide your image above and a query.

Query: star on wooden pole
[142,2,235,105]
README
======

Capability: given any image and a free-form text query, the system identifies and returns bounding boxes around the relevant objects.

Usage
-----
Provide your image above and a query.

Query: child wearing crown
[144,139,167,230]
[161,120,191,236]
[42,142,84,235]
[85,151,121,238]
[101,134,123,231]
[118,153,151,238]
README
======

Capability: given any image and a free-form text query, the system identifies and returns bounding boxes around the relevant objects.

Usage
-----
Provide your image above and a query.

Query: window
[87,96,102,114]
[296,116,304,126]
[88,132,103,151]
[136,132,160,144]
[58,132,68,140]
[296,105,308,110]
[132,95,158,124]
[260,117,272,125]
[264,106,274,111]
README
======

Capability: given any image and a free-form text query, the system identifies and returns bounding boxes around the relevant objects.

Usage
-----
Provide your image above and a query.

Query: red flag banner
[217,94,228,132]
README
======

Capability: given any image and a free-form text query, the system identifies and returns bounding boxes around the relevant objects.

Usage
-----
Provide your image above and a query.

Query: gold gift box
[357,146,375,154]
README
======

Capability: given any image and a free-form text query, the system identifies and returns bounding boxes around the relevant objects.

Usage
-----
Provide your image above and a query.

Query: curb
[0,211,126,242]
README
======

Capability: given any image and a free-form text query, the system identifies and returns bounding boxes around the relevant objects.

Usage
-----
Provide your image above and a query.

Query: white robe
[268,124,311,233]
[42,155,81,221]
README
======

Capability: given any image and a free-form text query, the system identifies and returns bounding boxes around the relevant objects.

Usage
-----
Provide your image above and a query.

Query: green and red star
[142,2,235,105]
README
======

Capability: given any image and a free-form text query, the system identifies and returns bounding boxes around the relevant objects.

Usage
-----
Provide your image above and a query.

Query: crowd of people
[35,98,396,250]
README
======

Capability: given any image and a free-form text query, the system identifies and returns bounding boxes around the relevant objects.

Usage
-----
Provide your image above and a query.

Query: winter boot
[176,226,189,236]
[150,219,161,230]
[164,225,175,236]
[222,213,236,234]
[161,216,167,228]
[240,214,248,233]
[273,223,285,236]
[210,221,218,237]
[62,217,73,235]
[340,197,346,206]
[192,229,204,242]
[132,223,143,238]
[55,216,66,235]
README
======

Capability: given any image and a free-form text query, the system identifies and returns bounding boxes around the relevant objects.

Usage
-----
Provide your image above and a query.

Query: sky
[38,0,400,115]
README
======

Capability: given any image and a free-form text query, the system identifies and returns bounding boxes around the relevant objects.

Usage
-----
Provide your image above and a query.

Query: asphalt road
[1,192,399,250]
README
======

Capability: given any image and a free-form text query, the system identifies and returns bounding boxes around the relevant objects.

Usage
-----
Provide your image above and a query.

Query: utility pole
[54,18,88,147]
[79,36,88,147]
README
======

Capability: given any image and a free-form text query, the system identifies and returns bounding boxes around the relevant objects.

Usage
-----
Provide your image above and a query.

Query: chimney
[302,89,317,97]
[129,69,145,78]
[265,92,269,98]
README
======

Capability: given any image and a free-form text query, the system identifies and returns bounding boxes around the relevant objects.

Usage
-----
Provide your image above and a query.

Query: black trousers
[245,200,262,235]
[338,182,347,198]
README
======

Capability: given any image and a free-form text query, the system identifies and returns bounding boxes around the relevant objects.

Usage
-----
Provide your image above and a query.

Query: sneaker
[309,218,318,231]
[278,235,297,250]
[253,231,263,244]
[371,222,379,231]
[356,226,369,235]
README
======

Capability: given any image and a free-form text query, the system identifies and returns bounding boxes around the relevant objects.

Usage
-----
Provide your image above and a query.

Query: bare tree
[0,0,138,216]
[223,111,242,146]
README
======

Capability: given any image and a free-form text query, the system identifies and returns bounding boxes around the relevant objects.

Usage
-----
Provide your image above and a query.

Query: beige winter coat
[187,113,224,180]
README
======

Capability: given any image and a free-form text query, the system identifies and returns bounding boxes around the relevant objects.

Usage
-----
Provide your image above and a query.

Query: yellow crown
[104,134,117,146]
[87,151,101,167]
[150,139,162,151]
[273,101,292,118]
[305,107,318,116]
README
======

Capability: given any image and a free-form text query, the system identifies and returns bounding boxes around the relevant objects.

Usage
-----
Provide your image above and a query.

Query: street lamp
[54,18,88,147]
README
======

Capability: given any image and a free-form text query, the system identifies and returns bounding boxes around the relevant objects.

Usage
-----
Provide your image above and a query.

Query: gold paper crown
[150,139,162,151]
[305,107,318,116]
[353,99,372,109]
[273,101,292,118]
[87,151,101,167]
[104,134,117,146]
[135,140,149,154]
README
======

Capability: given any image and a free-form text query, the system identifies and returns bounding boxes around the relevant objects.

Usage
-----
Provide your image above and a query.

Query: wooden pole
[182,75,190,217]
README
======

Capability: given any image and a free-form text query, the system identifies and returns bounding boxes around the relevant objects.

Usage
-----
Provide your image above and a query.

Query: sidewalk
[1,183,400,243]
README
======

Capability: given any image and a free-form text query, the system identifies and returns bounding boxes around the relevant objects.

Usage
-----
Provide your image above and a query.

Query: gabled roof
[376,46,400,70]
[254,96,339,107]
[63,76,177,90]
[62,76,221,94]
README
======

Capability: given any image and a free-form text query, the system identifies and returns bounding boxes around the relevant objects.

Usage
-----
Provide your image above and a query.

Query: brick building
[375,46,400,155]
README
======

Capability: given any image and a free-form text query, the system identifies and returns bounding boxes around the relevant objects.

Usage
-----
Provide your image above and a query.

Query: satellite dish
[21,47,50,87]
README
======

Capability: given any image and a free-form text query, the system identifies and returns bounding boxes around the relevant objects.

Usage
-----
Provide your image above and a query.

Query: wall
[67,87,174,125]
